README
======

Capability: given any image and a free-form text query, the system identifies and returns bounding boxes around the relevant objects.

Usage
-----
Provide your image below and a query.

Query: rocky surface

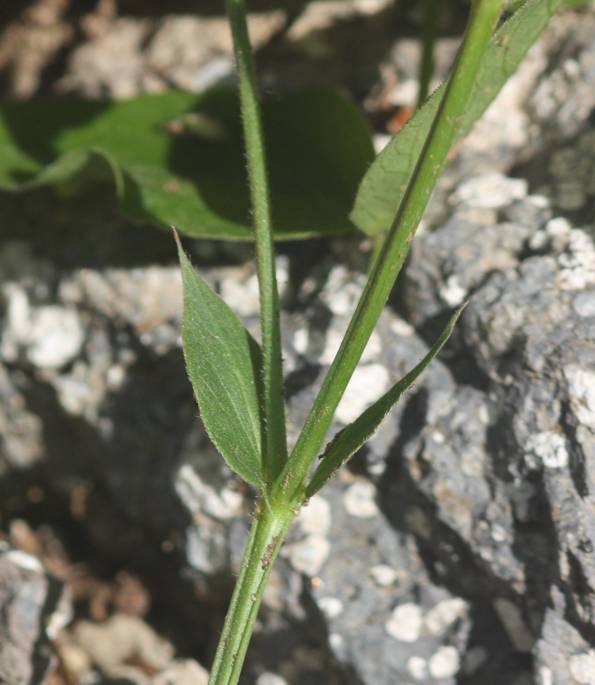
[0,2,594,685]
[0,544,70,685]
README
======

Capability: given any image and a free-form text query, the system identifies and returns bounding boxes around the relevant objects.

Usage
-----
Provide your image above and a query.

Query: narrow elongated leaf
[351,0,578,235]
[176,234,264,486]
[306,306,465,496]
[0,87,374,240]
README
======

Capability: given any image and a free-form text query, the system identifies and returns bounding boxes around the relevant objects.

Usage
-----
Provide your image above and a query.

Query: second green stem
[225,0,288,483]
[274,0,504,503]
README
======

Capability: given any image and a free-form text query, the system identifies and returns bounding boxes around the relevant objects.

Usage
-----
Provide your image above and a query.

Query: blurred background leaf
[0,87,374,240]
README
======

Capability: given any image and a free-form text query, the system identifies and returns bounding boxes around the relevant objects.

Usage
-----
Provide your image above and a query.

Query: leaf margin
[176,230,265,487]
[306,304,466,497]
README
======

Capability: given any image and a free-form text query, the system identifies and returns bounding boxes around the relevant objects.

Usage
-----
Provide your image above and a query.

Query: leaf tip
[454,299,470,319]
[172,225,182,252]
[173,226,192,275]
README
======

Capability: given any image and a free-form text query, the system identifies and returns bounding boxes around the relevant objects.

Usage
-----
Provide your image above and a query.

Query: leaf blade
[0,87,374,240]
[306,306,465,496]
[351,0,575,235]
[176,234,264,486]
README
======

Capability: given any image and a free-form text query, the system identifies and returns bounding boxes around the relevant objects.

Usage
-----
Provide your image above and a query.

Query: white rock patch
[219,272,260,318]
[336,363,390,424]
[407,656,428,681]
[385,603,423,643]
[569,651,595,684]
[27,306,84,369]
[440,275,467,307]
[287,536,330,576]
[329,632,345,651]
[293,328,309,355]
[175,464,242,521]
[524,432,568,470]
[537,666,554,685]
[0,285,30,362]
[558,229,595,291]
[318,596,343,619]
[297,495,331,536]
[452,173,528,209]
[320,327,343,365]
[370,564,398,587]
[424,598,468,636]
[565,366,595,430]
[343,481,379,519]
[256,673,288,685]
[428,646,461,679]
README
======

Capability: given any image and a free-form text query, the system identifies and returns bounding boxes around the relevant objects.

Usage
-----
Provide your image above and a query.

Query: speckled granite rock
[0,4,594,685]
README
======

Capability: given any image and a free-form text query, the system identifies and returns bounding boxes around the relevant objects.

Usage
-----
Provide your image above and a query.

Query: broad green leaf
[306,306,465,496]
[0,87,374,240]
[351,0,579,235]
[177,234,264,486]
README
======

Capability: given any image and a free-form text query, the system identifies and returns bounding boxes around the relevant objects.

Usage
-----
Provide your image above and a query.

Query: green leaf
[351,0,576,235]
[0,87,374,240]
[176,233,264,486]
[306,305,465,496]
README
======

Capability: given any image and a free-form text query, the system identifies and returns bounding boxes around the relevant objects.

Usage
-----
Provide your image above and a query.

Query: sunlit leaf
[177,234,264,485]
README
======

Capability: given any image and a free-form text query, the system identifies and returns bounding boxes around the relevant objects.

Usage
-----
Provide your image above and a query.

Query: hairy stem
[275,0,504,504]
[225,0,288,482]
[208,504,293,685]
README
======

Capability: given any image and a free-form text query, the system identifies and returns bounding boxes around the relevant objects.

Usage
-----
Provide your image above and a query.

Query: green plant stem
[225,0,287,482]
[274,0,504,504]
[417,0,444,107]
[208,503,293,685]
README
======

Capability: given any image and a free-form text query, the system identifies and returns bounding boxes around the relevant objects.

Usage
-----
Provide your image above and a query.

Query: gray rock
[0,545,71,685]
[0,5,594,685]
[300,481,473,685]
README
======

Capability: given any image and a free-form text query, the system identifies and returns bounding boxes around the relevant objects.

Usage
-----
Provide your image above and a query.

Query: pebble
[385,603,423,643]
[27,306,84,369]
[407,656,428,680]
[342,481,379,519]
[537,666,554,685]
[329,633,345,651]
[1,285,30,362]
[297,495,332,537]
[292,328,309,355]
[317,596,344,619]
[152,660,209,685]
[424,598,468,636]
[288,535,330,576]
[256,673,288,685]
[569,651,595,684]
[439,275,467,307]
[428,646,461,679]
[369,564,398,587]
